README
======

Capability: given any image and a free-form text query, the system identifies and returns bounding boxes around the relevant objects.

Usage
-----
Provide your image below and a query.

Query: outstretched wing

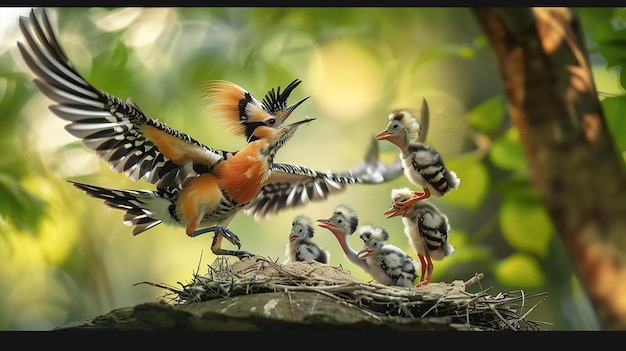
[243,138,403,220]
[17,9,228,189]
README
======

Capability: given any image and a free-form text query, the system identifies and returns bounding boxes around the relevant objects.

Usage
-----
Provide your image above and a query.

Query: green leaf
[592,19,626,45]
[592,19,626,68]
[499,190,554,257]
[601,96,626,154]
[489,127,527,172]
[439,153,489,210]
[494,253,545,288]
[597,44,626,68]
[466,95,505,135]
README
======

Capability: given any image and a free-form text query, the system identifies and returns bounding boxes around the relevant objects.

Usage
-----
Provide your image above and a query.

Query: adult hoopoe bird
[383,187,455,287]
[284,215,329,264]
[356,225,419,288]
[17,9,403,258]
[374,102,460,214]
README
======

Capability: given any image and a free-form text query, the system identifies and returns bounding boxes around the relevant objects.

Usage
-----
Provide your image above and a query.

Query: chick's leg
[415,254,428,287]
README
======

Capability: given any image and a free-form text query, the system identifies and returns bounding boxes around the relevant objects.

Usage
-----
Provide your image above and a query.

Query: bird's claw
[214,226,241,249]
[414,280,429,288]
[236,250,255,260]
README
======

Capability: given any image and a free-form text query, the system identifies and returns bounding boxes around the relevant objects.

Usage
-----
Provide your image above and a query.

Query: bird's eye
[267,118,276,126]
[338,219,343,224]
[298,228,303,233]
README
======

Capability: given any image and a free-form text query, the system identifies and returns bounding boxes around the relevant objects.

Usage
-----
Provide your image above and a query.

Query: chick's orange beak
[316,219,335,229]
[374,130,393,140]
[357,249,373,259]
[383,205,404,218]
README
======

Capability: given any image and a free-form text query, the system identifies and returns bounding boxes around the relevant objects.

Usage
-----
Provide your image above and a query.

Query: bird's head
[290,214,314,241]
[375,109,420,150]
[357,226,389,258]
[204,79,310,141]
[262,79,309,126]
[359,225,389,244]
[357,239,384,258]
[316,204,359,237]
[250,115,316,165]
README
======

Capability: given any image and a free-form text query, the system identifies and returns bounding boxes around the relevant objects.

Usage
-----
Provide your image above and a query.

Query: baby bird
[384,187,455,287]
[316,205,369,272]
[375,104,460,213]
[356,225,419,288]
[284,215,329,264]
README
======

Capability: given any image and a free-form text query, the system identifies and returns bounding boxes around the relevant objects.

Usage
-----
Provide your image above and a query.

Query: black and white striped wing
[243,139,404,220]
[17,9,225,189]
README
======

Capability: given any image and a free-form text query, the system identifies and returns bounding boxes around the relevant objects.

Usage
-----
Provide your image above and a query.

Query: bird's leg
[416,255,434,287]
[210,227,254,259]
[415,254,428,287]
[398,189,431,208]
[190,225,253,259]
[190,225,241,248]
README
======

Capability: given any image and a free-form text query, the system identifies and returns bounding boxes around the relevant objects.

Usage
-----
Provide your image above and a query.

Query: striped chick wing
[17,9,228,189]
[243,138,404,220]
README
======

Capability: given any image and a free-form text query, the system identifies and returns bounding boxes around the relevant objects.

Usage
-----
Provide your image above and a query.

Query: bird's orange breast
[215,144,269,204]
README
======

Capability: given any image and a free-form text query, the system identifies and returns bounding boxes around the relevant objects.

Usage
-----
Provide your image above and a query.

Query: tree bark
[473,7,626,330]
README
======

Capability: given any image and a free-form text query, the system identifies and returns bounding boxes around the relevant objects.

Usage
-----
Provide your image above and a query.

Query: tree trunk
[472,7,626,330]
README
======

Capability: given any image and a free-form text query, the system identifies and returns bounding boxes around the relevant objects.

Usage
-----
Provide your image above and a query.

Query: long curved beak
[383,205,403,218]
[276,96,310,126]
[286,116,316,129]
[374,130,393,140]
[316,219,335,229]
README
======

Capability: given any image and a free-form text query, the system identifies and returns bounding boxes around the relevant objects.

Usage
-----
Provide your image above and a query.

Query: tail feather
[69,181,166,235]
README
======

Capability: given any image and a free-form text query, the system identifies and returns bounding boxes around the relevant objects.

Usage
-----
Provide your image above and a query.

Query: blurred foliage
[1,7,623,331]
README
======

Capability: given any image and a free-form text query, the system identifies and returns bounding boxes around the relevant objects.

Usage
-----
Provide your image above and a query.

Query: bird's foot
[414,280,429,288]
[214,225,242,249]
[212,247,255,260]
[410,189,430,202]
[210,226,255,260]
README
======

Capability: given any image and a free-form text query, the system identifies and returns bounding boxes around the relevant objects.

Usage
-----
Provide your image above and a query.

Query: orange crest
[202,80,267,137]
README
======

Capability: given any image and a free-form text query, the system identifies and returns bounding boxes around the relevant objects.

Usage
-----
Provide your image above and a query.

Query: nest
[138,255,550,331]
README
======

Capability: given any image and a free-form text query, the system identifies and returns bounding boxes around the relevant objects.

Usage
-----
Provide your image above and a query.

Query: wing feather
[18,8,226,189]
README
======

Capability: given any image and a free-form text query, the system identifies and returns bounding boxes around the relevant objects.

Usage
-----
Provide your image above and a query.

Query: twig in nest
[463,273,484,288]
